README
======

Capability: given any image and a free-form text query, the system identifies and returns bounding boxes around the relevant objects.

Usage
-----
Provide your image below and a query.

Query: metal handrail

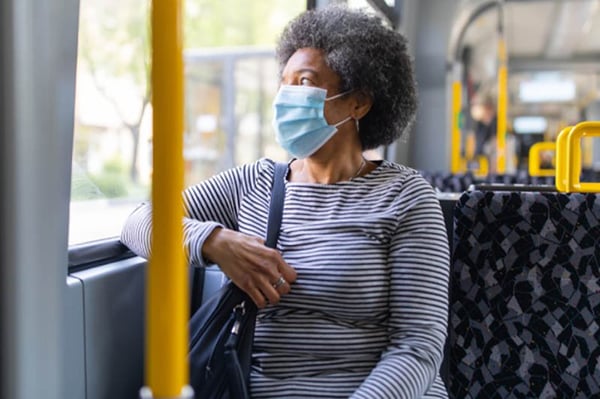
[141,1,191,398]
[565,122,600,193]
[554,123,600,193]
[447,0,506,175]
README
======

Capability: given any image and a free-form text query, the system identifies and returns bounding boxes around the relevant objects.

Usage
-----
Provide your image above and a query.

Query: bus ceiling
[449,0,600,69]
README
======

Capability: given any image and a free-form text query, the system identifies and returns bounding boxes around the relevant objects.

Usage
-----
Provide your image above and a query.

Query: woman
[121,6,450,398]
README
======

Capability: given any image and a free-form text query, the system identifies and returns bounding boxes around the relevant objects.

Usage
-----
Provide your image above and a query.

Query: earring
[355,118,360,133]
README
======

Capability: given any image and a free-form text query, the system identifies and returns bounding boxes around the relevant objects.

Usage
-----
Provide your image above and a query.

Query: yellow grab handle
[566,121,600,193]
[528,142,555,177]
[555,126,572,192]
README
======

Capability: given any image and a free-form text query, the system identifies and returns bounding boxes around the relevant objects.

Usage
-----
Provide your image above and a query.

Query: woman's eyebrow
[295,68,318,76]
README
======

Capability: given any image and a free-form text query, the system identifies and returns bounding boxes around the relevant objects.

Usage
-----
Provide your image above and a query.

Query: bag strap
[190,162,287,313]
[224,162,287,399]
[264,162,287,249]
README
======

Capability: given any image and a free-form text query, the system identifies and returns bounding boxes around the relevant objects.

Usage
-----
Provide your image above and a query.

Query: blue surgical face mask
[272,85,353,159]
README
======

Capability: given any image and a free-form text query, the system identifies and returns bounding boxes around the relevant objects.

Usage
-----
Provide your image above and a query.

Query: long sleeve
[351,175,450,398]
[120,159,266,267]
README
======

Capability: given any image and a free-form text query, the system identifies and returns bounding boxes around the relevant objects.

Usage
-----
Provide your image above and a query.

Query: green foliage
[101,156,128,174]
[71,157,130,200]
[89,172,129,198]
[75,0,306,196]
[185,0,305,48]
[78,0,305,78]
[79,0,150,89]
[90,157,130,198]
[71,161,104,200]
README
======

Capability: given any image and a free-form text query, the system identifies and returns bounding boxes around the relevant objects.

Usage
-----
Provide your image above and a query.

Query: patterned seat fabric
[449,191,600,398]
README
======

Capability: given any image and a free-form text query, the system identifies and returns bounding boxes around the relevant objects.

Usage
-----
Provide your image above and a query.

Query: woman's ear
[350,90,373,120]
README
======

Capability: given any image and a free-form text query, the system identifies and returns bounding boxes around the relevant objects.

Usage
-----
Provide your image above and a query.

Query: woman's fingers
[246,285,268,309]
[261,282,281,306]
[241,251,296,308]
[279,260,297,285]
[247,276,288,308]
[203,229,298,307]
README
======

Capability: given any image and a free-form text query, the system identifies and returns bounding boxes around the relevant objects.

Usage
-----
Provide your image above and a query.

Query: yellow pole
[147,0,188,397]
[451,80,462,173]
[496,37,507,174]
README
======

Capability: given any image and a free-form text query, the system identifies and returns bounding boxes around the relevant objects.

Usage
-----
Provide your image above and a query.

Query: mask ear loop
[327,90,357,129]
[325,89,353,101]
[332,115,353,128]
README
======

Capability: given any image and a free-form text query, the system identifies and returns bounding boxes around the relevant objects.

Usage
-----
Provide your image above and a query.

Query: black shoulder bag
[188,162,287,399]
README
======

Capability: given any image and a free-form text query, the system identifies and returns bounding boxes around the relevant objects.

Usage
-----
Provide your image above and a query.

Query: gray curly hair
[275,6,418,150]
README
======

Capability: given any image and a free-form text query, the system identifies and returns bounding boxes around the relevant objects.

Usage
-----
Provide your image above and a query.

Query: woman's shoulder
[376,159,416,174]
[187,158,280,194]
[221,157,280,180]
[373,160,437,198]
[375,160,428,184]
[226,158,290,191]
[252,157,288,179]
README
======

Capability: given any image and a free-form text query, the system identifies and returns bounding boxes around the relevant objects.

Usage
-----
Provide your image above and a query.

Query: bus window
[69,0,305,245]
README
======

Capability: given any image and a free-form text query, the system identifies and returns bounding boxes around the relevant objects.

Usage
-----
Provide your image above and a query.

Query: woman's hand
[202,227,297,308]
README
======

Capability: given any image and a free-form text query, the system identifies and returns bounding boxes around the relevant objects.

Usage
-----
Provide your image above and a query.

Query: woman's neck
[290,153,370,184]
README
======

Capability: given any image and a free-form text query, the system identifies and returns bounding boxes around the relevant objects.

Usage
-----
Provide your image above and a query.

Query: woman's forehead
[282,48,338,80]
[283,47,326,72]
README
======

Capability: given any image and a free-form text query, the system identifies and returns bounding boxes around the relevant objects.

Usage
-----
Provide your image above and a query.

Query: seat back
[190,264,228,314]
[449,190,600,398]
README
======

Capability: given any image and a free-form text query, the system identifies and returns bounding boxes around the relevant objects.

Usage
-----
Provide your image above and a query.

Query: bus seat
[420,170,476,193]
[190,264,227,314]
[202,265,228,303]
[448,190,600,398]
[437,193,461,247]
[65,276,86,399]
[70,257,146,399]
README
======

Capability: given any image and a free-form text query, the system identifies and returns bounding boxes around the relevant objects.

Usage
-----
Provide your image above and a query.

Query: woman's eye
[300,77,312,86]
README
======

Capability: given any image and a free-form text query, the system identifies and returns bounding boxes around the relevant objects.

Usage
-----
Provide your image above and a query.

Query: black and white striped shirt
[121,158,450,398]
